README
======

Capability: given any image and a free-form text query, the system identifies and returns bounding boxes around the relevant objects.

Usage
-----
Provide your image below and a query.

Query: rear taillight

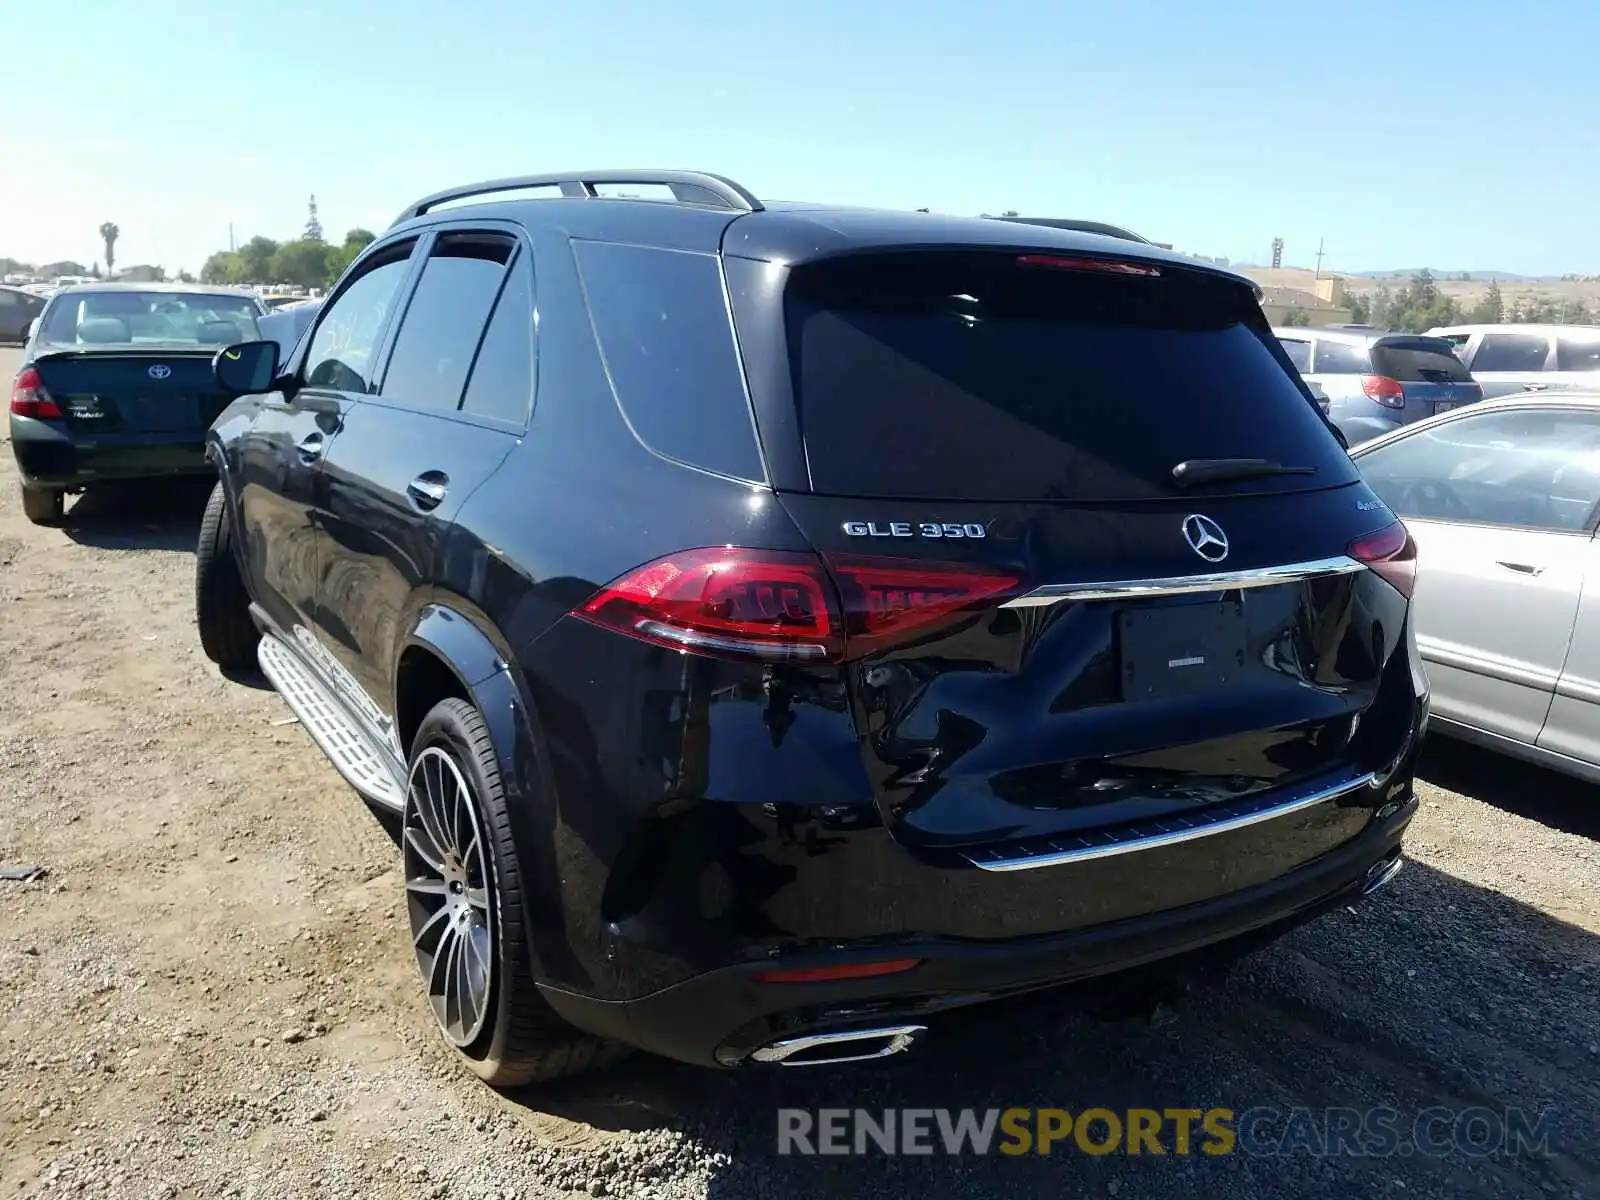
[1349,521,1416,599]
[574,548,1018,663]
[1015,254,1162,278]
[9,367,61,419]
[1361,375,1406,409]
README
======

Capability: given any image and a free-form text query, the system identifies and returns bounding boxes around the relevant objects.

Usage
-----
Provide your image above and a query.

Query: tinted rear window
[785,253,1354,501]
[1370,338,1472,383]
[575,242,764,483]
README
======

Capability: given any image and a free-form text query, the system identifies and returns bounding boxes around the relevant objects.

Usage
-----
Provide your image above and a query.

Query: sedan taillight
[9,367,62,419]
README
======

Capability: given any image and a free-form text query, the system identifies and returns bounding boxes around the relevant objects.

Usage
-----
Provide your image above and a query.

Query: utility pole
[1314,238,1326,279]
[228,223,235,252]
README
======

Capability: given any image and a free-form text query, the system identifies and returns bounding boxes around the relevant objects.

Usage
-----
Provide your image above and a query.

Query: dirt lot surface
[2,345,1599,1199]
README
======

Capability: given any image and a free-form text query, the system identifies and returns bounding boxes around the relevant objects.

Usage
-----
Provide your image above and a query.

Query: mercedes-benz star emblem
[147,364,172,380]
[1182,513,1230,563]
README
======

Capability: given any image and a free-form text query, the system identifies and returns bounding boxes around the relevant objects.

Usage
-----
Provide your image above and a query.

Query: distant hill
[1350,269,1541,283]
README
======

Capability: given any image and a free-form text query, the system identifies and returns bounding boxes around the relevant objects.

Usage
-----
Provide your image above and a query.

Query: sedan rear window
[1370,338,1472,383]
[39,290,262,347]
[785,253,1355,501]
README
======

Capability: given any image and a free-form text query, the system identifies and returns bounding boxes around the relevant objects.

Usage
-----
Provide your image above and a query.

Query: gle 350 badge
[842,521,988,539]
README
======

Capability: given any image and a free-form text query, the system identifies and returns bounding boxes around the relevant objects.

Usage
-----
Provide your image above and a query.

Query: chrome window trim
[1001,555,1365,608]
[966,771,1379,872]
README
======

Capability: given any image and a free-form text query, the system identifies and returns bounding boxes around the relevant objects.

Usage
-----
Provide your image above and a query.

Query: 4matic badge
[843,520,988,539]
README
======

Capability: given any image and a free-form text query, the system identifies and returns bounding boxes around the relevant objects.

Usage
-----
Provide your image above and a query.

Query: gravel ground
[2,344,1598,1199]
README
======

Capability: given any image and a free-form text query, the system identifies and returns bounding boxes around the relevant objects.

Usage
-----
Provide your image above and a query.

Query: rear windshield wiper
[1171,458,1318,488]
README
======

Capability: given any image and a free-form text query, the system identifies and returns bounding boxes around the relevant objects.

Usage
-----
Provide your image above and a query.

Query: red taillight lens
[752,958,923,984]
[576,548,841,662]
[1361,375,1406,409]
[1015,254,1162,278]
[9,367,61,419]
[825,556,1020,658]
[1349,520,1416,599]
[574,549,1019,663]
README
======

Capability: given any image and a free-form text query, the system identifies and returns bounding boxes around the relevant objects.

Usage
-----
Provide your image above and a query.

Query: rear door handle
[295,433,325,461]
[1523,384,1549,392]
[1496,561,1543,576]
[407,472,449,511]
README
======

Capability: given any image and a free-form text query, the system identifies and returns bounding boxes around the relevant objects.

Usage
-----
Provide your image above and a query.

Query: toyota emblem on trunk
[148,364,172,379]
[1182,513,1229,563]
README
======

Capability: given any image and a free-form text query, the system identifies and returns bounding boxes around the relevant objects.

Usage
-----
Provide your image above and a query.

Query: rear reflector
[574,549,1018,663]
[1361,375,1406,409]
[1015,254,1162,278]
[9,367,61,419]
[752,958,922,984]
[1349,520,1416,598]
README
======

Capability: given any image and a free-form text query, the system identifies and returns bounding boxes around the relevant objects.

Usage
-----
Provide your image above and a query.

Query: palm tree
[99,223,120,277]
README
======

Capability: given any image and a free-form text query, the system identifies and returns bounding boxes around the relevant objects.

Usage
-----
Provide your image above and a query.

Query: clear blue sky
[8,0,1596,277]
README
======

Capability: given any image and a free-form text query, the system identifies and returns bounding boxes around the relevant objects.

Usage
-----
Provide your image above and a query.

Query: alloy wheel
[403,746,494,1047]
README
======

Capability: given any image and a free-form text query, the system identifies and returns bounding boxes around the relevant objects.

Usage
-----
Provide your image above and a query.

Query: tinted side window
[461,252,534,425]
[381,233,514,411]
[1310,340,1369,373]
[1555,337,1600,372]
[1278,337,1311,372]
[575,242,763,482]
[1359,408,1600,532]
[304,244,415,393]
[0,291,17,309]
[1471,334,1549,373]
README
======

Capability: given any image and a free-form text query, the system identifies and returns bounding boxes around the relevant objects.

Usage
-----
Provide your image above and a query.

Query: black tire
[20,484,63,525]
[405,698,629,1086]
[195,482,257,669]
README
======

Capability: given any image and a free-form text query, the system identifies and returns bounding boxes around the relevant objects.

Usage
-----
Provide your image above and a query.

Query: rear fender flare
[400,604,588,988]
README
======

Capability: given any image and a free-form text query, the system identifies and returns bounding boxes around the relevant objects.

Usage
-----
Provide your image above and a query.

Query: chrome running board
[965,771,1379,872]
[257,634,407,812]
[750,1025,928,1067]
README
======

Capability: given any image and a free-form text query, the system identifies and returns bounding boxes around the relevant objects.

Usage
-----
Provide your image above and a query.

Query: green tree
[304,194,324,243]
[200,251,248,284]
[1284,308,1310,327]
[268,239,332,288]
[240,236,280,283]
[1347,293,1372,323]
[1471,280,1504,324]
[343,228,375,249]
[99,222,120,276]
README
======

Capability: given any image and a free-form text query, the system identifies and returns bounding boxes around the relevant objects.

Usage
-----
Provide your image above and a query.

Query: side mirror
[214,340,280,395]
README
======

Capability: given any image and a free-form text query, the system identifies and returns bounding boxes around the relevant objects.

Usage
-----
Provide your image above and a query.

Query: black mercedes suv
[194,170,1427,1084]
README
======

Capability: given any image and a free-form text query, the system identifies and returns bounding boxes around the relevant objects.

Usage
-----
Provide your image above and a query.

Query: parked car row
[7,176,1590,1093]
[1275,321,1600,448]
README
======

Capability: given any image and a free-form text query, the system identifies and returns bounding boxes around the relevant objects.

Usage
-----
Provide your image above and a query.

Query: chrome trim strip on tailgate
[1002,555,1364,608]
[965,771,1379,872]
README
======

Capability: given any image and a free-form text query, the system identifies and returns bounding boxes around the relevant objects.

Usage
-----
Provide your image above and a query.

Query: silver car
[1425,323,1600,401]
[1351,391,1600,782]
[1273,326,1483,447]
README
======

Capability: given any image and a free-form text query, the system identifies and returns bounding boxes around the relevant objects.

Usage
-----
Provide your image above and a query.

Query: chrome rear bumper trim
[965,771,1379,872]
[1002,555,1364,608]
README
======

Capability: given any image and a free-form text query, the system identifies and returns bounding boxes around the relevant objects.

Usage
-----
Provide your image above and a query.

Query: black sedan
[8,283,266,523]
[0,284,47,343]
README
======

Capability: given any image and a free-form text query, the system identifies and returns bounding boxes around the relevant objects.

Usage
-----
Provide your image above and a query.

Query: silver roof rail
[390,169,763,227]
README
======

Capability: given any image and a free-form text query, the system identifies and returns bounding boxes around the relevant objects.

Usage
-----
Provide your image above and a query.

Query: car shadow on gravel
[1418,736,1600,842]
[59,478,212,551]
[505,859,1600,1200]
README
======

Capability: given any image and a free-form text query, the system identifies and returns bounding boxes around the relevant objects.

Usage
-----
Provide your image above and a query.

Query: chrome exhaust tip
[1362,852,1404,896]
[750,1024,928,1067]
